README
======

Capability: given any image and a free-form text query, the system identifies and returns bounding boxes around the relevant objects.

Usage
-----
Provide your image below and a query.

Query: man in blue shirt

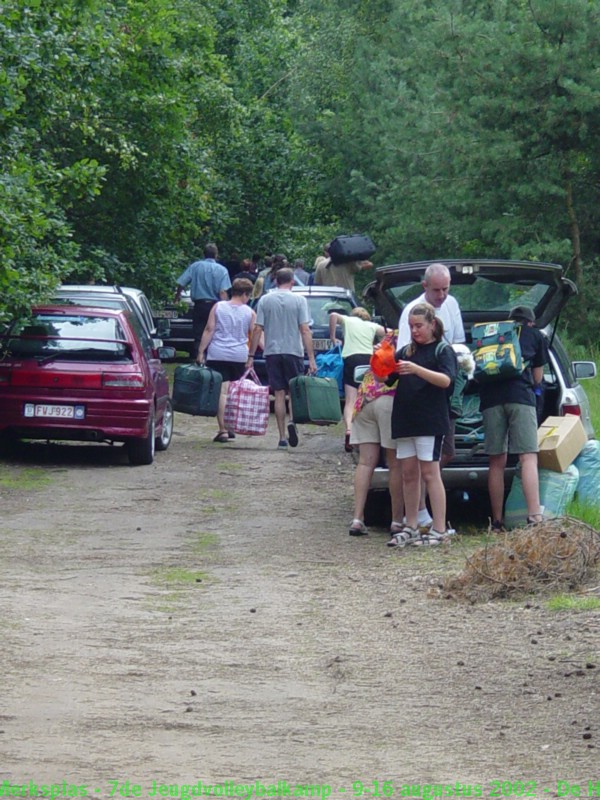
[175,243,231,359]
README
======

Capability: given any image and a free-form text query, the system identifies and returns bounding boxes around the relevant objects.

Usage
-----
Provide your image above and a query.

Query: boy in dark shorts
[478,306,548,530]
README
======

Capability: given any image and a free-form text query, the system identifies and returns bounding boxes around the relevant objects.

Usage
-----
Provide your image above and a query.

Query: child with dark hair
[387,302,457,547]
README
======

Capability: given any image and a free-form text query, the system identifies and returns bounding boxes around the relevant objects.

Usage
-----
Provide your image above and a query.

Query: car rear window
[4,314,131,360]
[387,276,549,316]
[305,296,356,326]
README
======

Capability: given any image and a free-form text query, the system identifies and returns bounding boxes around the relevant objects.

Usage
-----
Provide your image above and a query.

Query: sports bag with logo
[472,320,524,383]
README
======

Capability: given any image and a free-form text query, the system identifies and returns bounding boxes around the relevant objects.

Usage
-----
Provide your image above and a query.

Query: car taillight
[102,373,145,389]
[10,371,103,389]
[562,404,581,416]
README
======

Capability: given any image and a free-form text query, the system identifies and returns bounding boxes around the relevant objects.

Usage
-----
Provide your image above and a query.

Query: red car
[0,305,175,465]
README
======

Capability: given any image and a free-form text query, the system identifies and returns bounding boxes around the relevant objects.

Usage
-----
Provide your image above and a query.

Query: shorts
[265,354,305,392]
[343,353,372,389]
[205,360,246,383]
[396,435,444,462]
[482,403,539,455]
[350,395,395,449]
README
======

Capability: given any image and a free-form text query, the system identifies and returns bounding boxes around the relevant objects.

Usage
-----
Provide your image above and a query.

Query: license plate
[313,338,333,351]
[24,404,85,419]
[154,309,179,319]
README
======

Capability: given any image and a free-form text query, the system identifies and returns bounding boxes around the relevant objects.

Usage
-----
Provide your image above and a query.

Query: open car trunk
[363,259,594,494]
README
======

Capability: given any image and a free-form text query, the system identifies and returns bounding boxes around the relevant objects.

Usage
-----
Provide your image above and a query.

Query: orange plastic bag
[370,339,398,380]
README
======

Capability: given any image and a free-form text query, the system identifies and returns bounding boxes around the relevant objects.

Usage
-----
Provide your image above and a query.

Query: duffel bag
[329,234,376,265]
[224,368,270,436]
[289,375,342,425]
[172,364,222,417]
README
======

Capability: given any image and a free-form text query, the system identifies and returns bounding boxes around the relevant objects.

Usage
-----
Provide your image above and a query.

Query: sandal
[348,519,368,537]
[413,529,454,546]
[527,514,544,526]
[387,526,420,548]
[344,432,353,453]
[213,431,229,443]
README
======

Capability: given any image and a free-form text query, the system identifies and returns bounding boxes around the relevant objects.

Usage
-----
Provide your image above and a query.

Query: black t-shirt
[391,341,457,439]
[478,324,547,411]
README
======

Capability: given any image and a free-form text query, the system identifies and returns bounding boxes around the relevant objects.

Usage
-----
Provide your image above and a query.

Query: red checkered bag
[224,368,270,436]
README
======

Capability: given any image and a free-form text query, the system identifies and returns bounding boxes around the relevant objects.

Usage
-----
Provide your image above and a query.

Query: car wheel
[155,398,173,451]
[127,411,155,466]
[0,431,18,456]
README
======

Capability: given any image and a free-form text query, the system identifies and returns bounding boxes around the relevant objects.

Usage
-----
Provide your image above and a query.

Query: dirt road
[1,414,598,798]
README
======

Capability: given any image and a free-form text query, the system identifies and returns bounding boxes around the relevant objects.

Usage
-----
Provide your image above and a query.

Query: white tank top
[206,301,253,363]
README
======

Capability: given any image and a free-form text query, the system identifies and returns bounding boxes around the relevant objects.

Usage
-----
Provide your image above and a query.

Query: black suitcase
[172,364,222,416]
[329,234,376,265]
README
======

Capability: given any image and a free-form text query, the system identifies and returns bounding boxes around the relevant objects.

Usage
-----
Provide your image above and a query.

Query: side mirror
[353,364,370,383]
[573,361,597,380]
[157,346,177,361]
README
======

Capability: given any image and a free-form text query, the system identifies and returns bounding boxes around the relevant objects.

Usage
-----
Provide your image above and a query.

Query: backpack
[471,320,525,383]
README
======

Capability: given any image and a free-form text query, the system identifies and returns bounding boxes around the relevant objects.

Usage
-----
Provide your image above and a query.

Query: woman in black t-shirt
[388,303,457,547]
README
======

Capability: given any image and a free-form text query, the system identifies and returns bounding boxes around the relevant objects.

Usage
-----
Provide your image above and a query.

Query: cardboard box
[537,414,587,472]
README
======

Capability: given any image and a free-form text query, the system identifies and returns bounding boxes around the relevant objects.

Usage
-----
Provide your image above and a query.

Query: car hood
[363,259,576,331]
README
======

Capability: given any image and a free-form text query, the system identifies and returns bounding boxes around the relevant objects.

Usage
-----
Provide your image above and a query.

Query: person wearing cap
[478,305,548,531]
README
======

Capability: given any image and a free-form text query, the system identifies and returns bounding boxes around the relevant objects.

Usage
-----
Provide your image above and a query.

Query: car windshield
[305,296,356,327]
[53,294,127,308]
[3,314,131,360]
[386,276,550,317]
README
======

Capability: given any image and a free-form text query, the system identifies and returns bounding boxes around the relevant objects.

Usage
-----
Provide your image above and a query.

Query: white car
[361,259,597,517]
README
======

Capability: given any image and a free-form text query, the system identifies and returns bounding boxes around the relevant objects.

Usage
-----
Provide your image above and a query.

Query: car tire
[127,411,155,466]
[155,399,173,451]
[0,431,18,456]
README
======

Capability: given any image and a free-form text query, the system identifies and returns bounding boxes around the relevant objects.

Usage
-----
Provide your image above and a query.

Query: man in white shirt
[397,262,465,348]
[396,262,465,529]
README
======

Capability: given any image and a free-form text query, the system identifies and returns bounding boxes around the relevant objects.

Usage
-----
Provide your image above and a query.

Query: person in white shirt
[396,262,465,528]
[397,262,465,348]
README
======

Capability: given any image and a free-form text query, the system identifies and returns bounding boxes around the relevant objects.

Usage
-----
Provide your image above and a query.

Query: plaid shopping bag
[224,368,270,436]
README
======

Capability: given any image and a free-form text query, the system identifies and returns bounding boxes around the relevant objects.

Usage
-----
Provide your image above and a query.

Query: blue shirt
[177,258,231,301]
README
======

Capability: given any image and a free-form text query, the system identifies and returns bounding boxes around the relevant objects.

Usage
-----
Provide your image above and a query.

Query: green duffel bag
[289,375,342,426]
[172,364,222,416]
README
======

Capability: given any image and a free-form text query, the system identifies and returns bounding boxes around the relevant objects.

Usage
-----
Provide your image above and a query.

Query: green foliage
[3,0,600,343]
[546,593,600,612]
